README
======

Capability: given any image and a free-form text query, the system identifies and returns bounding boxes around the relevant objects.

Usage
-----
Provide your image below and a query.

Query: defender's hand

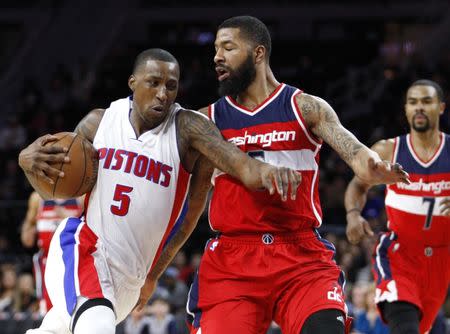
[365,158,410,185]
[134,278,157,312]
[18,134,70,184]
[346,211,374,244]
[261,165,302,201]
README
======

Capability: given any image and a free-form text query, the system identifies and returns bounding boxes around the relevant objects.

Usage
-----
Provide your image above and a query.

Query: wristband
[346,208,361,215]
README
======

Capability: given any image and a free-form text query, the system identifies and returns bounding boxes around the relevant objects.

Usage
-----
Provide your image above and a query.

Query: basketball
[34,132,98,199]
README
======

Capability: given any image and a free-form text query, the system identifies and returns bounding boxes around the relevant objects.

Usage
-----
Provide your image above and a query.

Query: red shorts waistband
[217,229,318,245]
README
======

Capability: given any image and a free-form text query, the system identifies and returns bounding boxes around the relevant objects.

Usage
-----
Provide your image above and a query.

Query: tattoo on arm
[177,110,253,179]
[150,225,190,279]
[297,94,364,165]
[74,108,105,143]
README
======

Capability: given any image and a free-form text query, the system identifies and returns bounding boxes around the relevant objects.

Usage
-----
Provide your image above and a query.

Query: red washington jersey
[385,133,450,246]
[208,83,323,234]
[36,198,83,255]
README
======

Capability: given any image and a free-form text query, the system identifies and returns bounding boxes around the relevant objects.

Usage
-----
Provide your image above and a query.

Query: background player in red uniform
[134,16,410,334]
[21,191,83,315]
[345,79,449,334]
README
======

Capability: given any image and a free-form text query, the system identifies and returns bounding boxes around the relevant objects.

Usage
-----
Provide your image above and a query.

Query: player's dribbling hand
[134,278,157,312]
[440,197,450,216]
[18,134,70,184]
[261,165,302,201]
[346,211,374,244]
[366,158,410,185]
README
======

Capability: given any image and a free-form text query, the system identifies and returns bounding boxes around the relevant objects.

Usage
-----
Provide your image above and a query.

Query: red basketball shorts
[187,229,348,334]
[373,231,450,334]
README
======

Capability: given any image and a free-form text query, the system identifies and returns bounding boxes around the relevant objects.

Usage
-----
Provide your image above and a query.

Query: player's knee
[381,301,420,334]
[72,298,116,334]
[300,309,345,334]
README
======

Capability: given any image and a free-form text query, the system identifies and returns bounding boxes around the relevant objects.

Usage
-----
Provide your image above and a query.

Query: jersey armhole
[208,104,215,123]
[291,90,322,146]
[391,137,399,163]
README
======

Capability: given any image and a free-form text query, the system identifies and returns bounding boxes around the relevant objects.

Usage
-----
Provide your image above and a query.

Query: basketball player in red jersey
[135,16,409,334]
[345,80,449,334]
[21,191,83,315]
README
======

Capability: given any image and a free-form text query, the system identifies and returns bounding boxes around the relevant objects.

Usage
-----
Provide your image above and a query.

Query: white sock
[73,305,116,334]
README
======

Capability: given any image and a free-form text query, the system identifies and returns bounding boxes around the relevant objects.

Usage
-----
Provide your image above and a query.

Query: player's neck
[410,129,442,159]
[235,67,280,110]
[129,104,169,137]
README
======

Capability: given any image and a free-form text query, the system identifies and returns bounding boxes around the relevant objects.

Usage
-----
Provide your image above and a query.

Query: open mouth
[152,105,164,113]
[216,67,230,81]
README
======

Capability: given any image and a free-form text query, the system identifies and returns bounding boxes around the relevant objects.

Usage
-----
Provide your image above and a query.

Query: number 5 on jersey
[111,184,133,216]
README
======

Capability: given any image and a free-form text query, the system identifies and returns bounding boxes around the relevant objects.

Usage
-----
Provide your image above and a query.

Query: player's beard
[218,53,256,97]
[412,114,431,132]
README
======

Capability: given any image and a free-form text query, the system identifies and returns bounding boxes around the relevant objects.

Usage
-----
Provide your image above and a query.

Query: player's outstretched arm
[295,93,409,186]
[21,191,40,248]
[134,156,214,311]
[344,139,395,244]
[178,109,301,201]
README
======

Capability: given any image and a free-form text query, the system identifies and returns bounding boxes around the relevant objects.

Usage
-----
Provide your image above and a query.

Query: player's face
[214,28,256,96]
[405,85,444,133]
[129,59,179,126]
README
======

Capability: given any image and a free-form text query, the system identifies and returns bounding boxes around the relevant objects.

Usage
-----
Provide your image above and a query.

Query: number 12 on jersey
[111,184,133,216]
[422,197,435,230]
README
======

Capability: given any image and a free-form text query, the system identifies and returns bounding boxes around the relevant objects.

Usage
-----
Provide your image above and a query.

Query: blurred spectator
[352,284,389,334]
[160,267,188,312]
[0,115,26,152]
[0,264,17,315]
[147,297,176,334]
[124,306,152,334]
[348,282,370,318]
[13,273,37,315]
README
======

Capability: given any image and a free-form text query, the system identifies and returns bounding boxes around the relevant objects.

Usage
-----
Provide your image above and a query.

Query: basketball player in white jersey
[18,48,301,334]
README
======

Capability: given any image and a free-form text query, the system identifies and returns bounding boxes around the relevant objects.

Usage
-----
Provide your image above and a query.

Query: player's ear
[439,102,446,115]
[254,45,266,65]
[128,75,136,92]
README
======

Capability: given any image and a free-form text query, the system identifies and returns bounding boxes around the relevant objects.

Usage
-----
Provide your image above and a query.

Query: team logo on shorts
[262,233,274,245]
[209,240,219,251]
[375,280,398,303]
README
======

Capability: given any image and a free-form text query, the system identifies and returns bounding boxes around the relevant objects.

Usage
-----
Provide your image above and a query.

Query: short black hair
[218,15,272,59]
[410,79,444,102]
[132,48,178,74]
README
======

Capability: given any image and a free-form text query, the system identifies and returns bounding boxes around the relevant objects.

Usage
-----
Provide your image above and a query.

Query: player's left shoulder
[371,138,396,161]
[294,92,334,125]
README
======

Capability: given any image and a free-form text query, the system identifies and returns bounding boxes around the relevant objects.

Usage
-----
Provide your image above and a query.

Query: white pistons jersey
[87,97,191,285]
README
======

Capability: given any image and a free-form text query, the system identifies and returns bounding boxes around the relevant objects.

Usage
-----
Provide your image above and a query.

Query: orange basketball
[34,132,98,199]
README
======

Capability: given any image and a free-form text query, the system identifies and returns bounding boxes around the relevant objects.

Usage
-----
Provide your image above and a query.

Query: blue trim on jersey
[396,134,450,173]
[60,217,82,315]
[213,85,299,130]
[43,198,78,207]
[314,229,337,261]
[187,266,202,328]
[375,234,394,284]
[338,271,346,290]
[163,200,189,249]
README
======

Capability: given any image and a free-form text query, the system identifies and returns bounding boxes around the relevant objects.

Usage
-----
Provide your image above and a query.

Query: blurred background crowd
[0,0,449,333]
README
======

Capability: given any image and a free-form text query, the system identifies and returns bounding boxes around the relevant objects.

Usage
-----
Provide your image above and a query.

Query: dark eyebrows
[215,39,236,48]
[407,96,434,101]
